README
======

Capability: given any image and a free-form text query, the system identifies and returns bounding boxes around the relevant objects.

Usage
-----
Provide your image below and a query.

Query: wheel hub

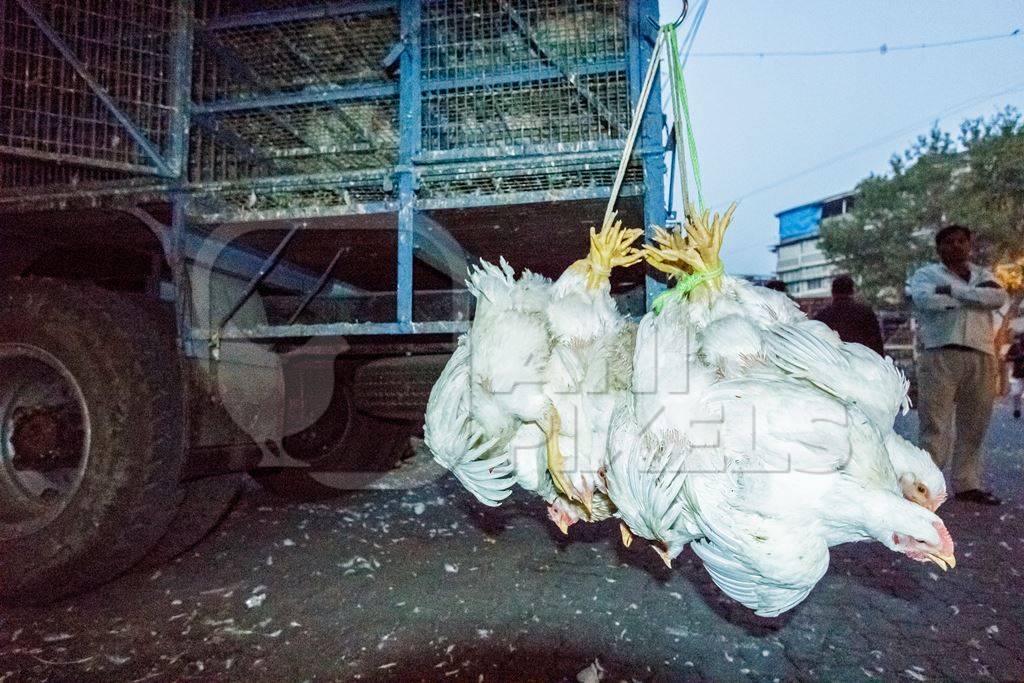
[0,343,91,537]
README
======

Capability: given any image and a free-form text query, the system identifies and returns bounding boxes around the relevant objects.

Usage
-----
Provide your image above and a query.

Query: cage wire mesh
[4,0,644,212]
[421,0,626,80]
[189,98,399,182]
[190,0,401,207]
[0,0,177,176]
[422,71,631,152]
[194,5,398,102]
[421,0,630,153]
[420,159,644,199]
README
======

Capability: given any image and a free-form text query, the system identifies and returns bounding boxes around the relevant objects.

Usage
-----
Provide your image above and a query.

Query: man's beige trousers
[917,347,997,492]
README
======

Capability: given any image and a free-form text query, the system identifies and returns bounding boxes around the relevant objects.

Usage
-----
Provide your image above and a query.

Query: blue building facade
[773,191,854,299]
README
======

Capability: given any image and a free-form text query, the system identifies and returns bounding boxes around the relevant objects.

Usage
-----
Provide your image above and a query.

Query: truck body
[0,0,666,601]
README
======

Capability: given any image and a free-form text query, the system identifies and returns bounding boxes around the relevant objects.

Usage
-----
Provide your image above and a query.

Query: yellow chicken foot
[573,213,644,290]
[642,203,738,294]
[679,202,736,275]
[619,522,634,548]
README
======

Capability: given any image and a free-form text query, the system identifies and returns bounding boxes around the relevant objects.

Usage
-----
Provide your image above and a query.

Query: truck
[0,0,667,603]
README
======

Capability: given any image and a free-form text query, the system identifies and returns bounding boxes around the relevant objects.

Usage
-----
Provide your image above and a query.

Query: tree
[819,108,1024,307]
[947,107,1024,263]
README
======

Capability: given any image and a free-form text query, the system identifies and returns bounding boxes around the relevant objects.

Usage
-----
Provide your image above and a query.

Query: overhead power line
[690,27,1021,59]
[718,79,1024,208]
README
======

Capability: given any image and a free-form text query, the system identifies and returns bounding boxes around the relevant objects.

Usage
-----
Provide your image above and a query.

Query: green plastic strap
[651,265,723,314]
[663,25,705,212]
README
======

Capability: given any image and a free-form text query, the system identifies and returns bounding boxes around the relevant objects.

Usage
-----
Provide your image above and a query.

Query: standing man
[815,274,885,356]
[906,224,1007,505]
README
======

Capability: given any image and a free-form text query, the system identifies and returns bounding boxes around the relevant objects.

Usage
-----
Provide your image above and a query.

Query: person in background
[1007,333,1024,419]
[814,274,885,356]
[906,224,1007,505]
[764,279,788,294]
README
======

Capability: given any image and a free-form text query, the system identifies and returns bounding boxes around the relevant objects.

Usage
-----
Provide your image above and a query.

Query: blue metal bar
[0,185,172,213]
[170,191,193,350]
[204,0,396,31]
[416,183,645,211]
[418,150,648,180]
[193,61,626,115]
[395,0,421,326]
[0,144,165,176]
[415,140,658,165]
[12,0,175,178]
[195,320,470,341]
[193,82,398,114]
[188,181,644,221]
[167,0,194,178]
[192,168,388,192]
[631,0,668,311]
[189,200,400,224]
[421,59,626,92]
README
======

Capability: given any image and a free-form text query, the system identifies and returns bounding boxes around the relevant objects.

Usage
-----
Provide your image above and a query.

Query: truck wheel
[139,473,246,569]
[0,278,184,604]
[255,354,450,498]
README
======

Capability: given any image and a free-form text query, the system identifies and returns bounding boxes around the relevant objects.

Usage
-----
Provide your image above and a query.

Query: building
[773,191,855,305]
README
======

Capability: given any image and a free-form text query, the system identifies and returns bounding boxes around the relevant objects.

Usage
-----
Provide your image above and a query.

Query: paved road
[1,402,1023,682]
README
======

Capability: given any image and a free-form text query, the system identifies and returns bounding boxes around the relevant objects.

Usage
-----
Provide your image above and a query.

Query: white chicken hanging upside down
[424,216,643,532]
[424,204,956,618]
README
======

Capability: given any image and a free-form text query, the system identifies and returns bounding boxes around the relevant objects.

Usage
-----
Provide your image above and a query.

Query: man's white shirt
[906,262,1006,355]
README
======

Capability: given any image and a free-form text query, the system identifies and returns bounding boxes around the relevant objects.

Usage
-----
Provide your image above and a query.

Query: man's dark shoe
[954,489,1002,506]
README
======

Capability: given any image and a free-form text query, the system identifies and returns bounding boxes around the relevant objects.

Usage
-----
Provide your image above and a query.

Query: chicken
[641,204,946,511]
[605,405,700,565]
[685,377,955,617]
[423,336,513,507]
[608,368,956,616]
[424,219,643,531]
[760,321,947,511]
[601,204,955,615]
[429,203,957,619]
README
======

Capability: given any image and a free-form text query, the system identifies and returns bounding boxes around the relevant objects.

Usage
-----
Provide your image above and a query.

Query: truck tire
[255,354,450,498]
[139,473,246,569]
[0,278,185,604]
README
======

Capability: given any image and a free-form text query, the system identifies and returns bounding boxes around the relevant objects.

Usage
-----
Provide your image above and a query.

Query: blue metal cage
[0,0,666,343]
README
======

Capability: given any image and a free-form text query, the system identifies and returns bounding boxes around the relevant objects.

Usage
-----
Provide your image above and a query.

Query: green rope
[651,264,723,314]
[664,24,705,212]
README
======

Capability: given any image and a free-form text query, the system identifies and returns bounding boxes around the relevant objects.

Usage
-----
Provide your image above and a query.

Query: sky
[655,0,1024,275]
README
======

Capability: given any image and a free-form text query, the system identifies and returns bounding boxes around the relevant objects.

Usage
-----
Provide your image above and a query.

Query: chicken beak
[654,544,672,568]
[555,518,570,535]
[619,522,634,548]
[925,551,956,571]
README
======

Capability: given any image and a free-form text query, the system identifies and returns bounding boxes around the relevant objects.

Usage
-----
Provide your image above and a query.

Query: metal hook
[672,0,689,28]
